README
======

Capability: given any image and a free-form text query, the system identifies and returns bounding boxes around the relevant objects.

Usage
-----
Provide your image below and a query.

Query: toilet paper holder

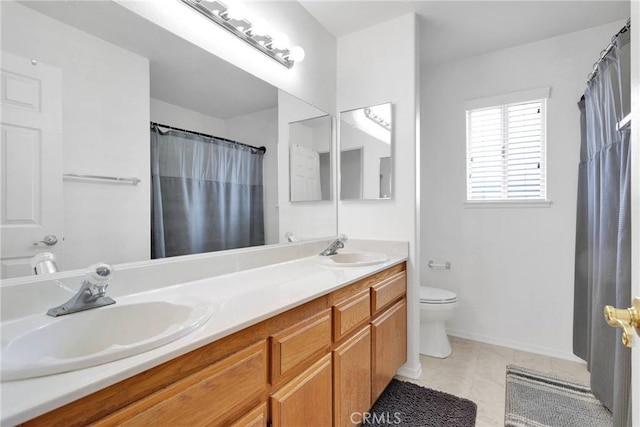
[427,260,451,269]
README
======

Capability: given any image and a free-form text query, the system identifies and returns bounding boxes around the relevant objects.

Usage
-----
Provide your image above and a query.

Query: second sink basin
[1,294,213,381]
[317,252,389,267]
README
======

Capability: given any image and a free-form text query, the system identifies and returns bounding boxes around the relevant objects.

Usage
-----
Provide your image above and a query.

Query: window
[466,98,547,201]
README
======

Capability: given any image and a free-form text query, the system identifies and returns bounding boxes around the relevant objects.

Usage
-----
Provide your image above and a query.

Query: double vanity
[0,240,408,426]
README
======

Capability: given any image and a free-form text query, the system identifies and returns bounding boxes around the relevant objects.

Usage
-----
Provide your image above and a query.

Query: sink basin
[1,294,213,381]
[317,252,389,267]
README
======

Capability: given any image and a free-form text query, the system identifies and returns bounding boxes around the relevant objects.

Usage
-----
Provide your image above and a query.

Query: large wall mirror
[0,0,336,279]
[339,103,393,200]
[289,115,332,202]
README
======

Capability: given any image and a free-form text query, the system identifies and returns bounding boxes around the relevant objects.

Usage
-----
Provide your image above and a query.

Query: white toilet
[419,287,458,358]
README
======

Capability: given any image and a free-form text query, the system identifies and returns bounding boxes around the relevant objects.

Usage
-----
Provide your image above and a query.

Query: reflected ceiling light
[288,46,305,63]
[181,0,305,69]
[364,108,391,131]
[247,16,269,37]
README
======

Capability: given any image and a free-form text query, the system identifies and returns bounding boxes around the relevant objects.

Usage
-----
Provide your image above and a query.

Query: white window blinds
[466,99,546,201]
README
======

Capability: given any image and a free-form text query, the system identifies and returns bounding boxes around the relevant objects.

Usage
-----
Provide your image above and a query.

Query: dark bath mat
[364,379,477,426]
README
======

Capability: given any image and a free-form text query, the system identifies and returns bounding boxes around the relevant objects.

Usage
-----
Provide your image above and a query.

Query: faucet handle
[339,233,348,241]
[85,283,109,299]
[84,263,115,285]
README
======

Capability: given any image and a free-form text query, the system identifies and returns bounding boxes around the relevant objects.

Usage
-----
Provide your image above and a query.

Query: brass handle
[604,298,640,348]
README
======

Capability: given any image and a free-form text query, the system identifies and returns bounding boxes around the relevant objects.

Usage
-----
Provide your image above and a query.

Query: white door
[290,144,321,201]
[1,52,63,278]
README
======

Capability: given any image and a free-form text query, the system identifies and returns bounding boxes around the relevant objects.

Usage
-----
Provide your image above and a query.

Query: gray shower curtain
[573,28,631,426]
[151,126,265,258]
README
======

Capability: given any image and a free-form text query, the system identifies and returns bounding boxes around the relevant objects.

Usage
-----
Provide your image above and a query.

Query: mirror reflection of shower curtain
[573,28,630,427]
[290,144,322,201]
[151,127,265,258]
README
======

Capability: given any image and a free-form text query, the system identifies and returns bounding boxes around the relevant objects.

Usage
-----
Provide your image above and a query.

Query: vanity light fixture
[364,107,391,131]
[180,0,305,68]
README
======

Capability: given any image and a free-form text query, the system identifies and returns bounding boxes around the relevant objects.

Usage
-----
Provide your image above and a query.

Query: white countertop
[0,252,407,426]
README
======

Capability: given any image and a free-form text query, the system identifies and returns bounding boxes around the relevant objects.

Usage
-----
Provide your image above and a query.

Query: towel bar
[427,261,451,269]
[63,174,141,185]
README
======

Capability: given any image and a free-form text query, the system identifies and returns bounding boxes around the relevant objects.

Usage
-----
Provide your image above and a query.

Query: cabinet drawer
[271,309,332,384]
[95,341,268,427]
[229,403,267,427]
[333,288,370,342]
[371,271,406,314]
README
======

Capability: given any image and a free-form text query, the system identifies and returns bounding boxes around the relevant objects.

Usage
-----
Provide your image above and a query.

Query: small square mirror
[339,103,392,200]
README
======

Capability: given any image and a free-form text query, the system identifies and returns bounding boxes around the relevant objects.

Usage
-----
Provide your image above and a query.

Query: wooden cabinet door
[371,299,407,403]
[333,325,371,427]
[228,403,267,427]
[270,353,332,427]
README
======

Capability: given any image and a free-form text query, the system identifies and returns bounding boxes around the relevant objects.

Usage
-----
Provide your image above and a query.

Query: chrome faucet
[47,263,116,317]
[319,234,348,256]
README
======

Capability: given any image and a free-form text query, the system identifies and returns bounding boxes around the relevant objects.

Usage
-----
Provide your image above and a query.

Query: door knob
[604,298,640,348]
[33,234,58,246]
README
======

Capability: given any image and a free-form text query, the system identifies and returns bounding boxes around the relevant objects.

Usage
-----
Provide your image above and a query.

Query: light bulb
[202,0,225,13]
[271,33,290,50]
[248,16,270,36]
[288,46,305,63]
[223,1,247,20]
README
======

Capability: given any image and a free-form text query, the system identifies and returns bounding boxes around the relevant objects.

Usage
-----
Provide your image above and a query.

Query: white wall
[340,125,390,199]
[289,123,315,150]
[225,108,280,245]
[2,2,150,271]
[150,98,225,136]
[278,90,337,240]
[420,20,626,359]
[337,14,421,378]
[116,0,337,115]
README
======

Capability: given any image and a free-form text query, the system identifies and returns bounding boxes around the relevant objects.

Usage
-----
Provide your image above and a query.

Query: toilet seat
[419,287,457,304]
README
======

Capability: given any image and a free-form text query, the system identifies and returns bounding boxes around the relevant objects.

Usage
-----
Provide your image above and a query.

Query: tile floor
[397,336,591,427]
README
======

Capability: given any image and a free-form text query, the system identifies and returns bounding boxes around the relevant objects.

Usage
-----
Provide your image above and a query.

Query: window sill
[464,200,553,209]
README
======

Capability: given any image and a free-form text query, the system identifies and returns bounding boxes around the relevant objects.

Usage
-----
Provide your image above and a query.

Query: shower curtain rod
[150,122,266,154]
[587,18,631,83]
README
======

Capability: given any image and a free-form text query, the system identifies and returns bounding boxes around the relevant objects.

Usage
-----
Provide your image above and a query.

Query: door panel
[270,354,332,427]
[2,125,40,223]
[371,299,407,403]
[1,53,63,278]
[290,144,321,201]
[333,325,371,427]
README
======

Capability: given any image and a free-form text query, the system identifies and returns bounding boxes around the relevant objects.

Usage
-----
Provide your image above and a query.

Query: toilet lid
[419,287,457,303]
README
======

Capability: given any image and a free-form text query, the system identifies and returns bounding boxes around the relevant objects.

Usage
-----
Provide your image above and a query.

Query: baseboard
[397,361,422,379]
[446,329,586,363]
